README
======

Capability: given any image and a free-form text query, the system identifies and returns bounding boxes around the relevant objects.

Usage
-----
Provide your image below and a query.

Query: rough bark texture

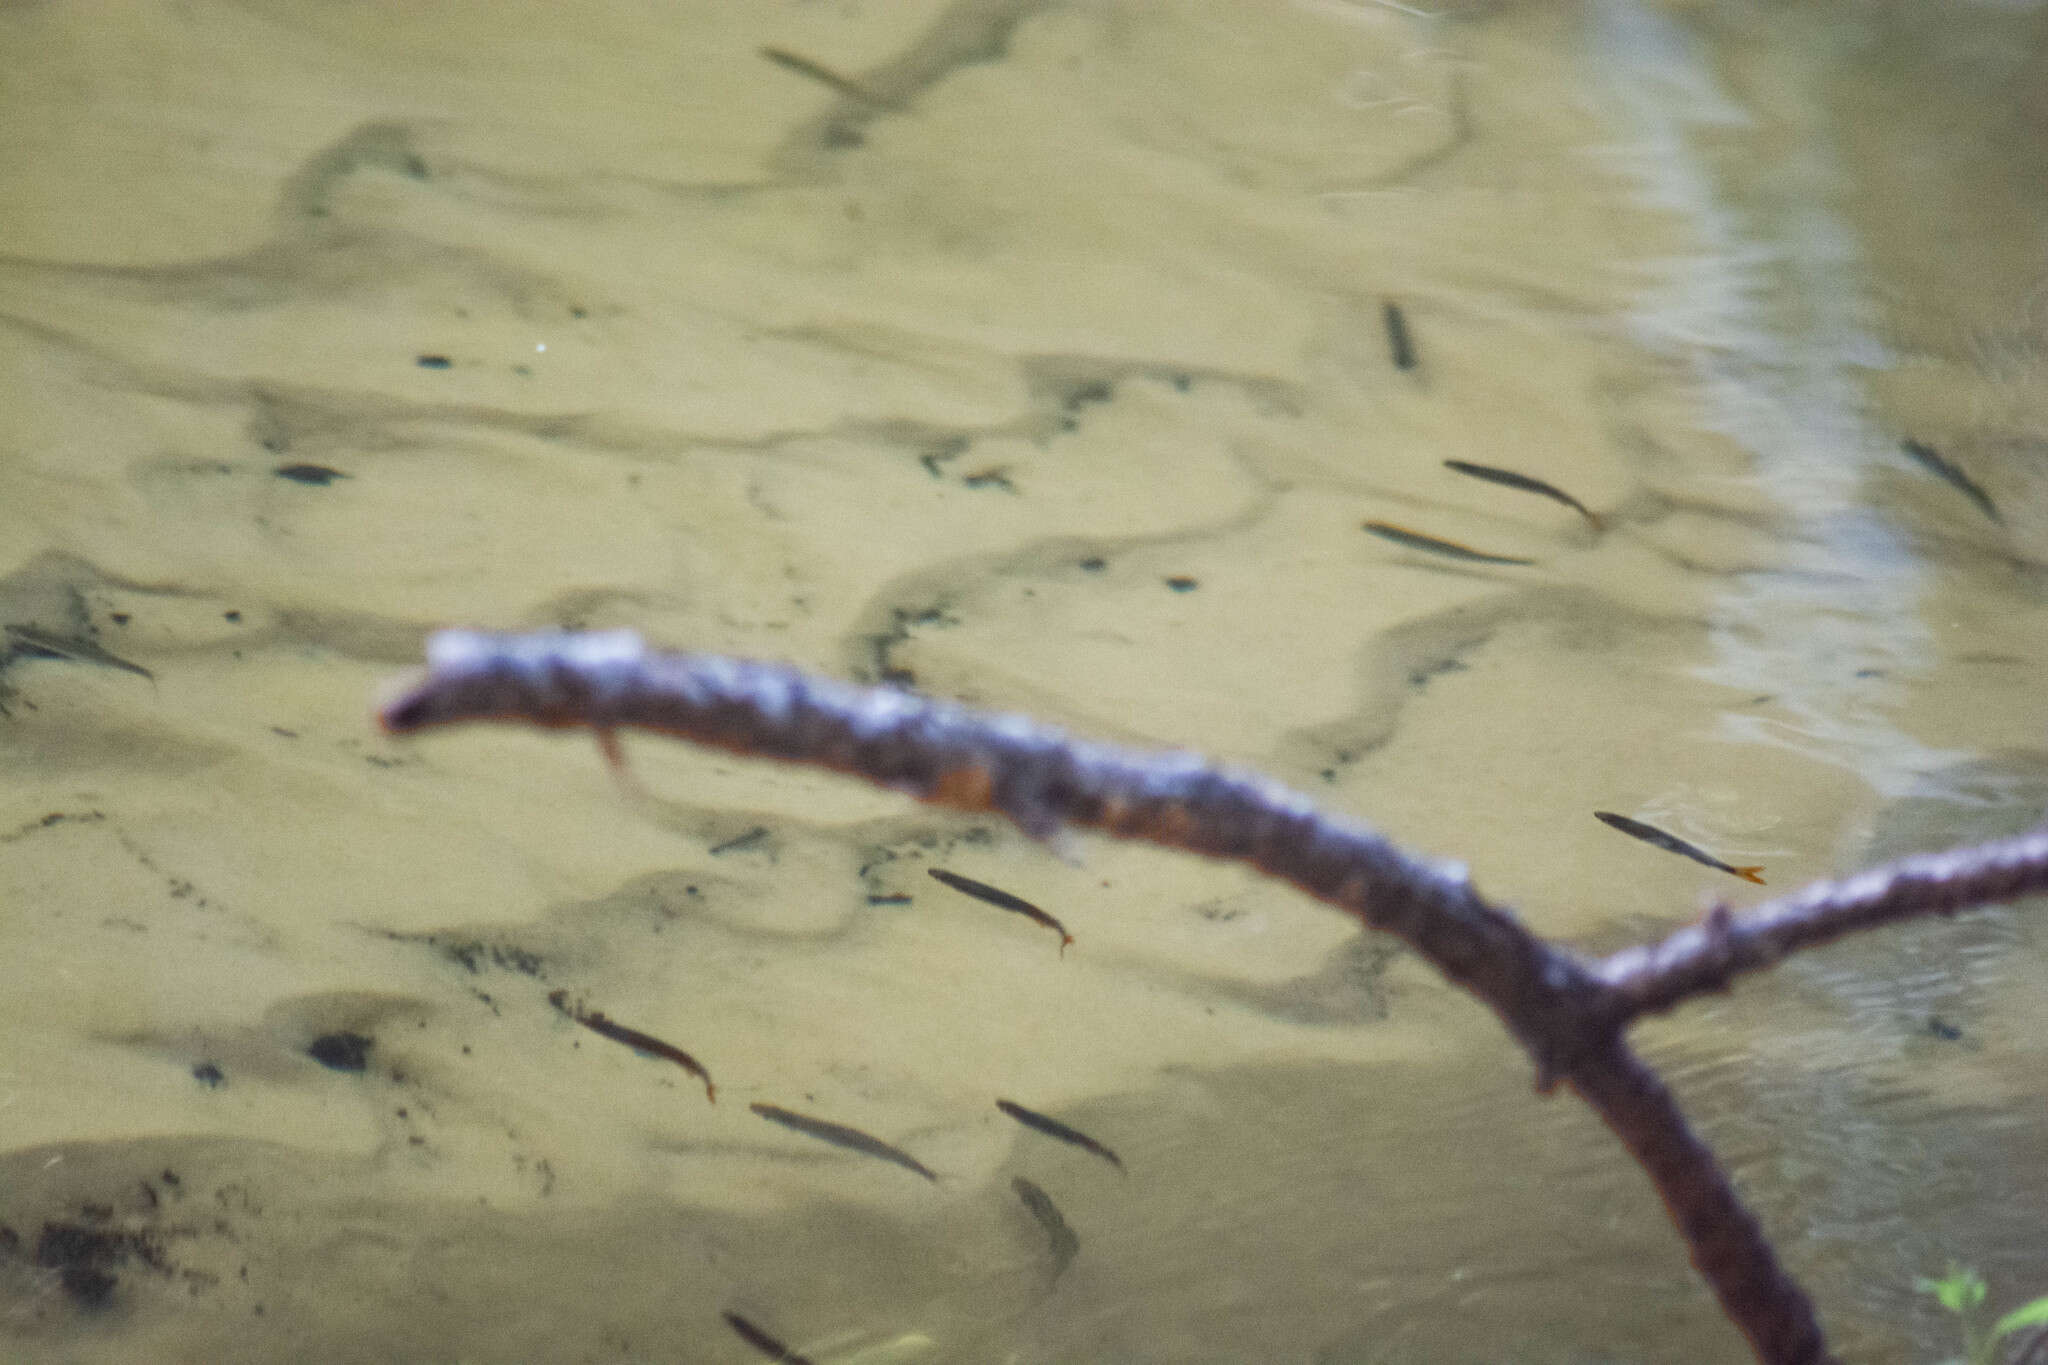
[380,630,2048,1364]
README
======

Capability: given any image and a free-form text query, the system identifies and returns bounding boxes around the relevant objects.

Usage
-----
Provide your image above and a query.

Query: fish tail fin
[1733,866,1766,885]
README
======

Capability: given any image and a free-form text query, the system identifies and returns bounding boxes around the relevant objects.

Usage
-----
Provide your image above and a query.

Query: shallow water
[2,2,2046,1362]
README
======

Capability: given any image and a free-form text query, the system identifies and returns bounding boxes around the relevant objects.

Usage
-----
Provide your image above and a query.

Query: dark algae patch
[1,1171,207,1314]
[0,810,106,843]
[448,939,545,977]
[307,1031,372,1072]
[382,930,547,978]
[34,1221,167,1308]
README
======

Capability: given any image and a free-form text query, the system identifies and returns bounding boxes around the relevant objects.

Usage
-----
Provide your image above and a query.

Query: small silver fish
[723,1311,816,1365]
[548,990,714,1103]
[1900,439,2000,523]
[4,624,153,682]
[996,1099,1123,1172]
[749,1103,937,1182]
[1362,521,1536,567]
[928,868,1074,954]
[1382,300,1418,371]
[1443,460,1602,529]
[759,46,897,109]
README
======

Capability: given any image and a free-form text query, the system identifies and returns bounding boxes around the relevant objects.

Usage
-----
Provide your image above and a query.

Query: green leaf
[1993,1294,2048,1341]
[1918,1266,1989,1315]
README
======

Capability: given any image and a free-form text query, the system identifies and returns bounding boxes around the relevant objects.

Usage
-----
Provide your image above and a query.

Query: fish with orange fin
[1594,811,1765,884]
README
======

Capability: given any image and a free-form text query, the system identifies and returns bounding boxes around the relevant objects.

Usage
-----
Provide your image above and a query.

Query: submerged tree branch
[374,630,1617,1078]
[1595,829,2048,1021]
[1565,1040,1830,1365]
[376,629,2040,1365]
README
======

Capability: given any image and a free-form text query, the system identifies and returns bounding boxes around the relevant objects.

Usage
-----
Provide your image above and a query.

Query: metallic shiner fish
[1443,460,1603,529]
[548,990,714,1103]
[759,46,896,109]
[1362,521,1536,567]
[927,867,1074,954]
[996,1099,1123,1172]
[4,624,153,681]
[749,1102,938,1182]
[1382,300,1418,371]
[1900,438,2000,524]
[723,1310,816,1365]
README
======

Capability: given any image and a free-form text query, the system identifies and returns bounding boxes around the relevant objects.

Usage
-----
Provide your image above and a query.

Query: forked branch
[1595,830,2048,1019]
[377,629,2047,1365]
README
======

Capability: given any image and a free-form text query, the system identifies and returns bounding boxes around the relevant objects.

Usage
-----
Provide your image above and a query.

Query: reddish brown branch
[375,629,1920,1365]
[1594,829,2048,1021]
[1565,1040,1830,1365]
[375,631,1616,1079]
